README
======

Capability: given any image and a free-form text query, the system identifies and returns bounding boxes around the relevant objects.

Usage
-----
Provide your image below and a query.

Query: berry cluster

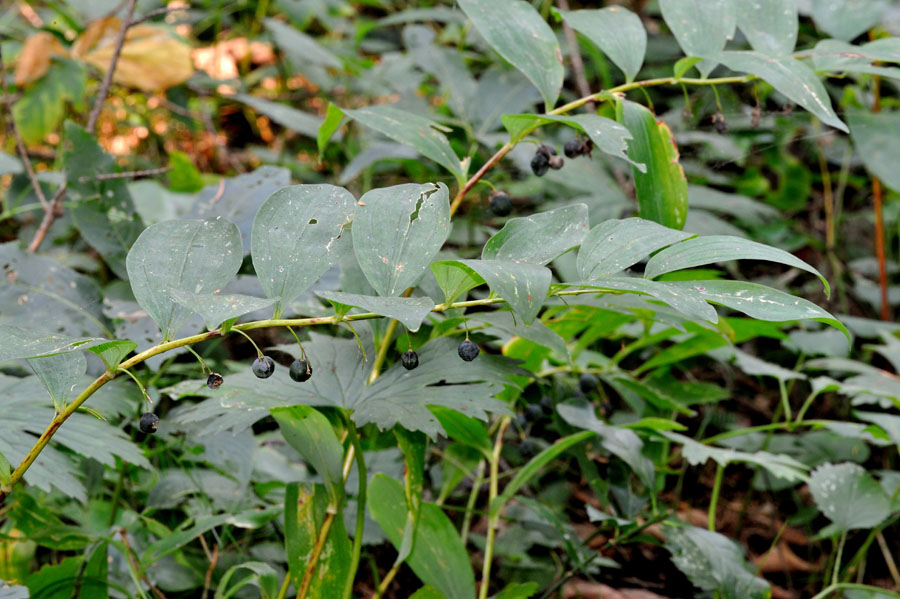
[564,137,593,159]
[530,144,563,176]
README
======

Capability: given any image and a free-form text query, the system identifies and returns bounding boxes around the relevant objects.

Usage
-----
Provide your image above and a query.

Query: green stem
[368,318,399,384]
[708,463,725,531]
[184,345,208,375]
[276,572,291,599]
[343,421,367,599]
[231,328,264,358]
[833,531,848,585]
[479,416,511,599]
[117,367,151,403]
[460,460,486,546]
[810,583,900,599]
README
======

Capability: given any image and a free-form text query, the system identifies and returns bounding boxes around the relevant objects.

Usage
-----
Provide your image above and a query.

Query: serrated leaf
[191,166,291,250]
[457,0,563,111]
[272,406,345,509]
[64,121,144,280]
[577,218,692,280]
[665,525,769,599]
[126,218,243,341]
[232,93,322,139]
[617,99,688,229]
[343,106,464,181]
[562,7,645,82]
[718,51,848,132]
[557,401,655,486]
[482,204,589,266]
[316,291,435,332]
[665,280,847,336]
[662,431,809,482]
[809,462,891,531]
[736,0,798,55]
[810,0,890,41]
[368,474,476,599]
[353,183,450,297]
[645,235,829,295]
[169,290,275,331]
[251,184,355,317]
[501,113,638,169]
[659,0,736,77]
[88,340,137,373]
[848,109,900,194]
[447,260,552,325]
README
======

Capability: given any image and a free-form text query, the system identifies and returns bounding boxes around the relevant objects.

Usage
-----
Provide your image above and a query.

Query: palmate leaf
[0,375,148,502]
[166,336,521,439]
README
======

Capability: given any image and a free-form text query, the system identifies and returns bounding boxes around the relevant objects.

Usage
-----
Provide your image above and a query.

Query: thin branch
[0,46,50,211]
[128,5,190,28]
[78,165,172,183]
[87,0,138,135]
[556,0,594,112]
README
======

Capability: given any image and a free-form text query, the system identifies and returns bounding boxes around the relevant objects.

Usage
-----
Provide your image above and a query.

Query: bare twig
[78,165,172,183]
[556,0,594,112]
[29,0,137,254]
[0,46,50,211]
[128,5,190,28]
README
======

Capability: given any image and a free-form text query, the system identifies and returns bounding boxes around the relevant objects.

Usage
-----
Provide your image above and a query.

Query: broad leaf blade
[482,204,589,266]
[809,462,890,531]
[169,290,275,331]
[126,218,243,341]
[810,0,890,41]
[645,235,830,295]
[562,7,645,82]
[28,351,87,413]
[735,0,798,55]
[577,218,691,280]
[316,291,435,332]
[368,474,476,599]
[719,51,848,132]
[617,100,689,229]
[251,184,355,316]
[353,183,450,297]
[848,109,900,194]
[659,0,736,77]
[452,259,551,325]
[457,0,563,111]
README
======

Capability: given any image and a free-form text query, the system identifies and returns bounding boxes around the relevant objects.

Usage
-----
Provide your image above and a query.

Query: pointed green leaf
[617,100,689,229]
[449,259,552,325]
[718,51,848,132]
[251,184,355,317]
[169,290,275,331]
[482,204,589,266]
[126,218,243,341]
[562,7,646,82]
[810,0,890,41]
[353,183,450,297]
[735,0,798,55]
[318,102,346,157]
[645,235,829,295]
[343,106,464,181]
[232,93,322,139]
[457,0,563,111]
[431,261,484,305]
[809,462,891,531]
[501,113,638,169]
[316,291,435,332]
[368,474,476,599]
[579,277,719,323]
[577,218,691,280]
[659,0,736,77]
[848,109,900,194]
[88,340,137,374]
[0,326,106,361]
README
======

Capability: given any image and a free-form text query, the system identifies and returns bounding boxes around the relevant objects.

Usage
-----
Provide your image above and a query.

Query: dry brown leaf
[14,32,68,86]
[74,19,193,92]
[563,581,669,599]
[752,541,812,573]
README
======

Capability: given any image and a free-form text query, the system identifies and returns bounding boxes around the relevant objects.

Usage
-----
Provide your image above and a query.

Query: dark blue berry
[525,403,544,422]
[579,372,598,394]
[289,359,312,382]
[519,439,538,459]
[457,339,480,362]
[401,350,419,370]
[531,151,550,176]
[489,192,512,217]
[252,356,275,378]
[564,139,582,158]
[139,412,159,434]
[206,372,224,390]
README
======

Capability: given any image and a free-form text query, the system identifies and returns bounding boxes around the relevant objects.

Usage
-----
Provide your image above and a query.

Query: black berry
[712,111,728,134]
[457,339,480,362]
[206,372,224,390]
[540,395,553,412]
[564,139,582,158]
[489,192,512,217]
[401,350,419,370]
[548,155,564,170]
[525,403,544,422]
[516,413,529,430]
[579,372,599,394]
[530,151,550,176]
[139,412,159,434]
[519,439,538,459]
[252,356,275,379]
[289,359,312,382]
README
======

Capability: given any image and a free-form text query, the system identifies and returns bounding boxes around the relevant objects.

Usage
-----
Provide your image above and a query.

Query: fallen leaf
[15,32,68,86]
[74,19,193,92]
[753,541,812,573]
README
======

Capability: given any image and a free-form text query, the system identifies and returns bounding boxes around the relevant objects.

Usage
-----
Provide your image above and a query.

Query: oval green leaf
[562,7,646,82]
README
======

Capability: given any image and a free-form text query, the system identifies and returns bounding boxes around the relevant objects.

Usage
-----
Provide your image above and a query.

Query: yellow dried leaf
[70,16,120,59]
[15,32,68,86]
[78,22,194,92]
